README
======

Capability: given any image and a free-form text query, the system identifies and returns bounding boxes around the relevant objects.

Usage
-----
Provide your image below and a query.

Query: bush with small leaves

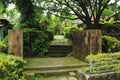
[102,35,120,53]
[0,53,26,79]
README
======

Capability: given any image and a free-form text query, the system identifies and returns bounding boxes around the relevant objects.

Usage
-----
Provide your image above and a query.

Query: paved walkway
[50,35,72,46]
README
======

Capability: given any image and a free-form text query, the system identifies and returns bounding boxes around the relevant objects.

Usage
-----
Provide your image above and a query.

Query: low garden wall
[77,70,120,80]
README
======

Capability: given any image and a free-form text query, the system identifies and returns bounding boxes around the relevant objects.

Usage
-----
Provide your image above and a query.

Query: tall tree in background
[49,0,120,29]
[15,0,40,29]
[0,0,120,29]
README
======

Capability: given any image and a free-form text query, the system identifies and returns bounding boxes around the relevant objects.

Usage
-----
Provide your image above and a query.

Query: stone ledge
[77,70,120,80]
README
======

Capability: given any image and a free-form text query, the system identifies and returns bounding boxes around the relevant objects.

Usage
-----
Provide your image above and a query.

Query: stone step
[49,45,73,57]
[23,68,80,77]
[58,77,78,80]
[24,64,85,71]
[49,50,72,52]
[49,46,72,49]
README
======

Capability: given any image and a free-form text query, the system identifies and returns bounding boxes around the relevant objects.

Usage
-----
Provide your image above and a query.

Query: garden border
[77,70,120,80]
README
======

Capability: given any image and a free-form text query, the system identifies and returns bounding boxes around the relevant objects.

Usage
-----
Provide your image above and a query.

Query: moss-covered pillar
[72,30,101,60]
[8,30,23,58]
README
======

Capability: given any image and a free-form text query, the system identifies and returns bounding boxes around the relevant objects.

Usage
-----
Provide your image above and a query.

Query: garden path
[24,35,85,80]
[24,57,86,80]
[50,35,72,46]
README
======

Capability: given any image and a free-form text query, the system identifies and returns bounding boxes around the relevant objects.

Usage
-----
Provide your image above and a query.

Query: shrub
[45,30,54,41]
[53,24,63,35]
[84,52,120,73]
[102,35,120,53]
[23,28,49,57]
[63,26,84,39]
[0,53,26,79]
[0,41,7,53]
[31,36,49,56]
[102,23,120,33]
[86,52,120,61]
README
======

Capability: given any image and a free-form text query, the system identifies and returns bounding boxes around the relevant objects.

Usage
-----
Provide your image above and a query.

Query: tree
[1,0,119,29]
[49,0,120,29]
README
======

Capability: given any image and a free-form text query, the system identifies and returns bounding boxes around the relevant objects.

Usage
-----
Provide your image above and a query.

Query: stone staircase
[23,57,87,79]
[49,45,72,57]
[49,35,73,57]
[23,64,83,77]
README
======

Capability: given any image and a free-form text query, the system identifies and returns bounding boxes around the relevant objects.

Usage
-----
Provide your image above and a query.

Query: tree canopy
[48,0,120,29]
[0,0,120,29]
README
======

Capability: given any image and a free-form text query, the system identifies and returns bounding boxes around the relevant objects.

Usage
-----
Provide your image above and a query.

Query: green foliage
[85,52,120,73]
[45,30,54,41]
[0,41,7,53]
[0,53,26,79]
[102,8,113,18]
[43,16,64,35]
[31,35,49,56]
[53,24,63,35]
[102,22,120,33]
[23,28,49,57]
[108,18,115,24]
[48,0,119,29]
[0,2,5,14]
[102,35,120,53]
[63,26,84,39]
[86,52,120,61]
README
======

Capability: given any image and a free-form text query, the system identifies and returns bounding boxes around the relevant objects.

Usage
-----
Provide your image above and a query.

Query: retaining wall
[77,70,120,80]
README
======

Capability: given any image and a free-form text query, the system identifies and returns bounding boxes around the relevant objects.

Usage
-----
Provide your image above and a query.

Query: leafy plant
[63,26,84,39]
[102,22,120,33]
[0,41,7,53]
[0,53,26,79]
[85,52,120,73]
[102,35,120,53]
[23,28,49,57]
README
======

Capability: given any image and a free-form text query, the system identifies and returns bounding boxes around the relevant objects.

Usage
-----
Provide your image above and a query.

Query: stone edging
[77,70,120,80]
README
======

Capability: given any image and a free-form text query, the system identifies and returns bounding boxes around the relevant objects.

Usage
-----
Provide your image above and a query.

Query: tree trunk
[85,20,93,29]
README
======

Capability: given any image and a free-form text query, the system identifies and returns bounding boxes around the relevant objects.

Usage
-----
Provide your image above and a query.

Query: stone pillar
[8,30,23,58]
[72,30,101,60]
